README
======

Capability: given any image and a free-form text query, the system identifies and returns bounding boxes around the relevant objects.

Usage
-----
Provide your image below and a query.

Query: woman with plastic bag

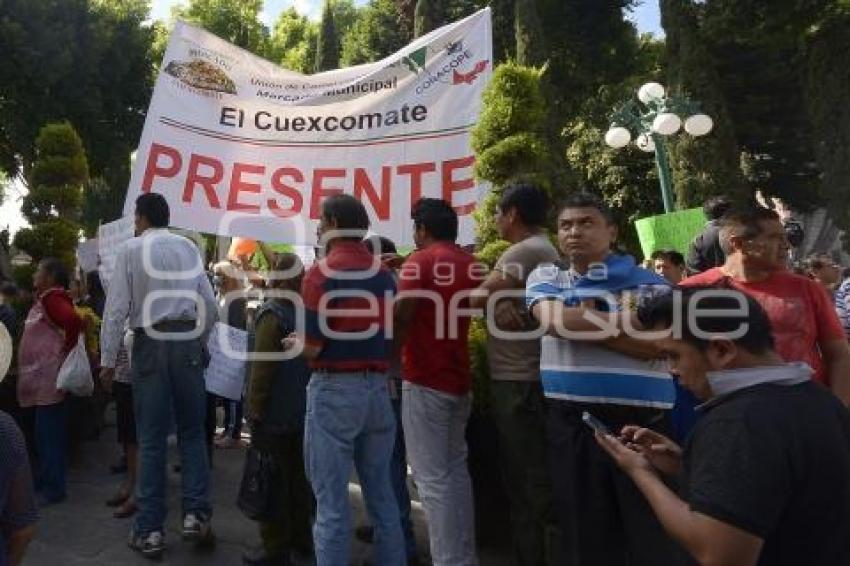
[17,258,82,506]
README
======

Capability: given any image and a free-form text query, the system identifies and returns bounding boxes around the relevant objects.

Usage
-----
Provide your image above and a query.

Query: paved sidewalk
[22,417,511,565]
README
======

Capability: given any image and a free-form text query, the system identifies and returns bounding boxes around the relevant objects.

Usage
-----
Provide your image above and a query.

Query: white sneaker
[128,530,165,560]
[182,512,214,546]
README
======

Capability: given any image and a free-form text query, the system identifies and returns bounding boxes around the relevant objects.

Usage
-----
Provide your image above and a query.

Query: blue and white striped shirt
[526,255,676,409]
[835,278,850,339]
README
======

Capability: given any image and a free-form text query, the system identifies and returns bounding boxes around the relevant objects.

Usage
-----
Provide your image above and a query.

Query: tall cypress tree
[13,122,88,272]
[804,5,850,241]
[660,0,748,206]
[315,0,340,72]
[514,0,545,66]
[414,0,443,37]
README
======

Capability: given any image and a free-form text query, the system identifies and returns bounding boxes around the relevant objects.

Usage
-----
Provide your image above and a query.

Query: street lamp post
[604,82,714,214]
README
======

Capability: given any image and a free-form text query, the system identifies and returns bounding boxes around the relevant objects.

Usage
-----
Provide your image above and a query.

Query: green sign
[634,208,706,259]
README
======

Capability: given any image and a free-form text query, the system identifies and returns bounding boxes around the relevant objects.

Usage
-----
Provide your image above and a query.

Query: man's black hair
[703,196,733,221]
[558,191,615,225]
[411,198,458,242]
[135,193,170,228]
[39,257,71,290]
[718,206,781,254]
[0,281,18,298]
[363,235,397,255]
[499,182,549,227]
[638,286,775,354]
[322,194,370,240]
[650,249,685,267]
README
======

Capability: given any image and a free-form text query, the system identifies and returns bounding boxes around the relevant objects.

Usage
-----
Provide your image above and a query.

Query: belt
[312,367,388,375]
[134,319,198,335]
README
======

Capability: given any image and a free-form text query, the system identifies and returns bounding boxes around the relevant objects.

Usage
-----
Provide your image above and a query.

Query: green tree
[13,122,88,270]
[267,7,318,73]
[395,0,417,41]
[514,0,545,66]
[0,0,153,224]
[341,0,408,65]
[174,0,270,54]
[803,4,850,241]
[471,63,554,246]
[564,36,665,254]
[414,0,444,37]
[659,0,748,207]
[698,0,827,210]
[315,0,341,72]
[331,0,361,40]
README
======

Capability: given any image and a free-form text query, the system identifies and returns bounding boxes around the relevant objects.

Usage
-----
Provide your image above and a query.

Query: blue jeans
[35,401,67,502]
[304,371,405,566]
[132,331,211,536]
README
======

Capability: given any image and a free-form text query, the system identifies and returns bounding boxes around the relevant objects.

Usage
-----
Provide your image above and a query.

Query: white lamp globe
[652,113,682,136]
[604,127,631,149]
[638,82,665,104]
[684,114,714,137]
[636,133,656,153]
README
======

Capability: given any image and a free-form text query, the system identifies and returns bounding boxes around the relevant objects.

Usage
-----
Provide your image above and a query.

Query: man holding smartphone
[597,287,850,565]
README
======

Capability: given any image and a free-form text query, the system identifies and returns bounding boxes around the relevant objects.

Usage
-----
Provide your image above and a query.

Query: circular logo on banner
[0,323,11,383]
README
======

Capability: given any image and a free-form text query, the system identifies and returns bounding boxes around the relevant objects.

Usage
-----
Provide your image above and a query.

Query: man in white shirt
[100,193,217,560]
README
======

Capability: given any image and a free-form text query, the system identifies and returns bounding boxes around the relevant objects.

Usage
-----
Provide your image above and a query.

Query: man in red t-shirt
[681,206,850,404]
[395,198,479,566]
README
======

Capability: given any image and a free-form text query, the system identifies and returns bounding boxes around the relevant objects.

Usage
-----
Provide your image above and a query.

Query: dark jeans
[34,401,67,502]
[223,399,244,439]
[253,427,315,557]
[390,390,417,559]
[546,400,680,566]
[491,381,552,566]
[132,330,211,536]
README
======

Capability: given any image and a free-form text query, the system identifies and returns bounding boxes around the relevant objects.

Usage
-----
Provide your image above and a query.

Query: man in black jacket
[686,196,732,274]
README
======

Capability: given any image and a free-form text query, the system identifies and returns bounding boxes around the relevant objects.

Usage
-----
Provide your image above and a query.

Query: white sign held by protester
[97,216,135,289]
[204,322,248,401]
[124,10,493,246]
[76,239,100,273]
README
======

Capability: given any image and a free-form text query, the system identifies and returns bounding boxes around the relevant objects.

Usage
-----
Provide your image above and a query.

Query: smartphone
[582,411,611,436]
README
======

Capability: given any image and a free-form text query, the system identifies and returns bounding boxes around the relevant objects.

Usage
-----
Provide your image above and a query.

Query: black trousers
[547,400,684,566]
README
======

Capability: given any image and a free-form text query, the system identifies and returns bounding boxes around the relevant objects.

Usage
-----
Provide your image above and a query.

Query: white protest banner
[124,9,492,246]
[204,322,248,401]
[76,239,99,273]
[97,216,135,288]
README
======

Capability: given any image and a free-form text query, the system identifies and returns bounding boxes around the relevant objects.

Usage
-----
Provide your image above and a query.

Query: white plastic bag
[56,335,94,396]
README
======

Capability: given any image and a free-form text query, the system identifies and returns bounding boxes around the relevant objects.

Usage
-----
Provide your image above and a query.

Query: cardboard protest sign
[97,216,136,289]
[204,322,248,401]
[125,10,493,246]
[76,239,99,273]
[635,208,706,259]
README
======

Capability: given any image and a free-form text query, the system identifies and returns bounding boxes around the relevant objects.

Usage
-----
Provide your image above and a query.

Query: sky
[0,1,662,238]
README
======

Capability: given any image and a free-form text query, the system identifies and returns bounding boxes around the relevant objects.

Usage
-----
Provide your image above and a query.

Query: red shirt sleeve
[41,291,83,354]
[301,265,326,348]
[679,268,725,288]
[398,251,430,293]
[809,280,846,343]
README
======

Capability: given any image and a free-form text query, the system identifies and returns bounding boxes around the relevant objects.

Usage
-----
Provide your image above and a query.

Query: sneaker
[128,530,165,560]
[182,512,215,546]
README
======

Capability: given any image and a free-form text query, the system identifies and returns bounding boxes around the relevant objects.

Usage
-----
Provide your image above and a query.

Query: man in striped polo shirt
[526,193,679,566]
[285,194,404,566]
